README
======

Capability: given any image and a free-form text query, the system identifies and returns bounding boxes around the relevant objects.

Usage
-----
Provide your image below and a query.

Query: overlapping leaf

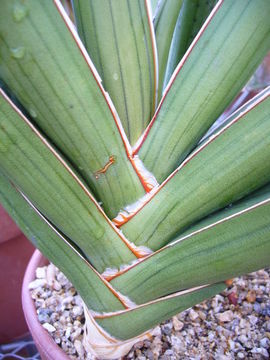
[72,0,157,145]
[163,0,216,90]
[113,184,270,304]
[0,0,145,217]
[96,283,225,340]
[153,0,183,100]
[0,90,136,272]
[123,89,270,250]
[137,0,270,182]
[0,172,126,313]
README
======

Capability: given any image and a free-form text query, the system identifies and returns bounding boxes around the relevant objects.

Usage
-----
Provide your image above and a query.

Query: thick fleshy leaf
[0,172,126,313]
[0,0,145,217]
[154,0,183,100]
[72,0,157,145]
[163,0,216,91]
[201,88,269,143]
[122,89,270,250]
[112,184,270,304]
[136,0,270,182]
[151,0,159,15]
[0,90,137,272]
[96,283,225,340]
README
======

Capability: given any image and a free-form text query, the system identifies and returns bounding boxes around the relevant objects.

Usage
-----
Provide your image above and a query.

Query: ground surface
[30,266,270,359]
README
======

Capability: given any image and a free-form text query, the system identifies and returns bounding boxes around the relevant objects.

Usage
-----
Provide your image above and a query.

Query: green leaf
[72,0,157,145]
[96,283,225,340]
[151,0,159,15]
[0,0,145,217]
[137,0,270,182]
[163,0,216,91]
[0,90,137,273]
[154,0,184,100]
[0,172,125,313]
[112,184,270,304]
[122,89,270,251]
[201,87,269,143]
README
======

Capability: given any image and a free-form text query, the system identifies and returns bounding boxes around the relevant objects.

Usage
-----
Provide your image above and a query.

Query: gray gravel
[30,266,270,359]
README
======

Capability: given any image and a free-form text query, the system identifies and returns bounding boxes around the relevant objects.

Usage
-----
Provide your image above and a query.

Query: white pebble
[72,305,83,317]
[237,352,245,359]
[62,296,74,305]
[71,328,81,341]
[189,309,199,321]
[36,267,46,279]
[216,310,234,323]
[248,315,258,326]
[251,347,269,358]
[42,323,56,333]
[172,316,184,331]
[47,263,56,286]
[53,280,62,291]
[74,339,85,358]
[260,337,270,348]
[28,279,47,290]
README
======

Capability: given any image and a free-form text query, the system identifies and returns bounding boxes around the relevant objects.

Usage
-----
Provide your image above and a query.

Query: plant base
[83,306,153,359]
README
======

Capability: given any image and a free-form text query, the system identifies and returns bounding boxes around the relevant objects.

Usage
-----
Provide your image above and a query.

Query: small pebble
[172,316,184,331]
[246,290,256,303]
[189,309,199,321]
[42,322,56,333]
[216,310,234,323]
[72,305,83,317]
[237,352,245,359]
[36,267,46,279]
[29,278,47,290]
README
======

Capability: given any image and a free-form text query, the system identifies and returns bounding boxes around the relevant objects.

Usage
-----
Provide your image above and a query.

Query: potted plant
[0,0,270,358]
[0,204,34,344]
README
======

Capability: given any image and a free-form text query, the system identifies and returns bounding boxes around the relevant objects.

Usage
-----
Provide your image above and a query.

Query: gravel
[30,266,270,359]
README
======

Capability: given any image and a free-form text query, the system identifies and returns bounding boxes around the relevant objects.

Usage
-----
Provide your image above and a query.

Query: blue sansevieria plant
[0,0,270,358]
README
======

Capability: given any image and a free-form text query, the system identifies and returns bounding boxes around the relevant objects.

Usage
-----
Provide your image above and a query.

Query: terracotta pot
[0,205,34,344]
[22,249,70,360]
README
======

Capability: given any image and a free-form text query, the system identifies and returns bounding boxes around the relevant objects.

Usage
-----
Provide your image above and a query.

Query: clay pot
[0,205,34,343]
[22,249,70,360]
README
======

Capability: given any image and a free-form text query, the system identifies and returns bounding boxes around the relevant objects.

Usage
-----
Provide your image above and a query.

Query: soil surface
[30,266,270,359]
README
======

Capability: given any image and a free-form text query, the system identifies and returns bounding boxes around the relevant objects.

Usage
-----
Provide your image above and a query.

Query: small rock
[72,305,83,317]
[28,279,47,290]
[261,305,270,317]
[239,318,247,329]
[53,280,62,291]
[198,310,206,320]
[216,310,234,323]
[237,352,245,359]
[162,324,172,335]
[42,323,56,333]
[228,292,238,306]
[36,267,46,279]
[172,316,184,331]
[189,309,199,321]
[47,263,56,287]
[260,337,269,348]
[248,315,258,326]
[225,279,234,287]
[238,334,248,344]
[145,349,154,360]
[71,328,82,341]
[62,296,74,306]
[246,290,256,303]
[254,302,261,313]
[74,339,85,358]
[251,347,269,358]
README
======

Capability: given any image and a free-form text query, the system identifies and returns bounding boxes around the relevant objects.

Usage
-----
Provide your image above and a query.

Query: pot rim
[22,249,70,360]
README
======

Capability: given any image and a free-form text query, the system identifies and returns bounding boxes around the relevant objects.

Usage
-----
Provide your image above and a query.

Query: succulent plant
[0,0,270,358]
